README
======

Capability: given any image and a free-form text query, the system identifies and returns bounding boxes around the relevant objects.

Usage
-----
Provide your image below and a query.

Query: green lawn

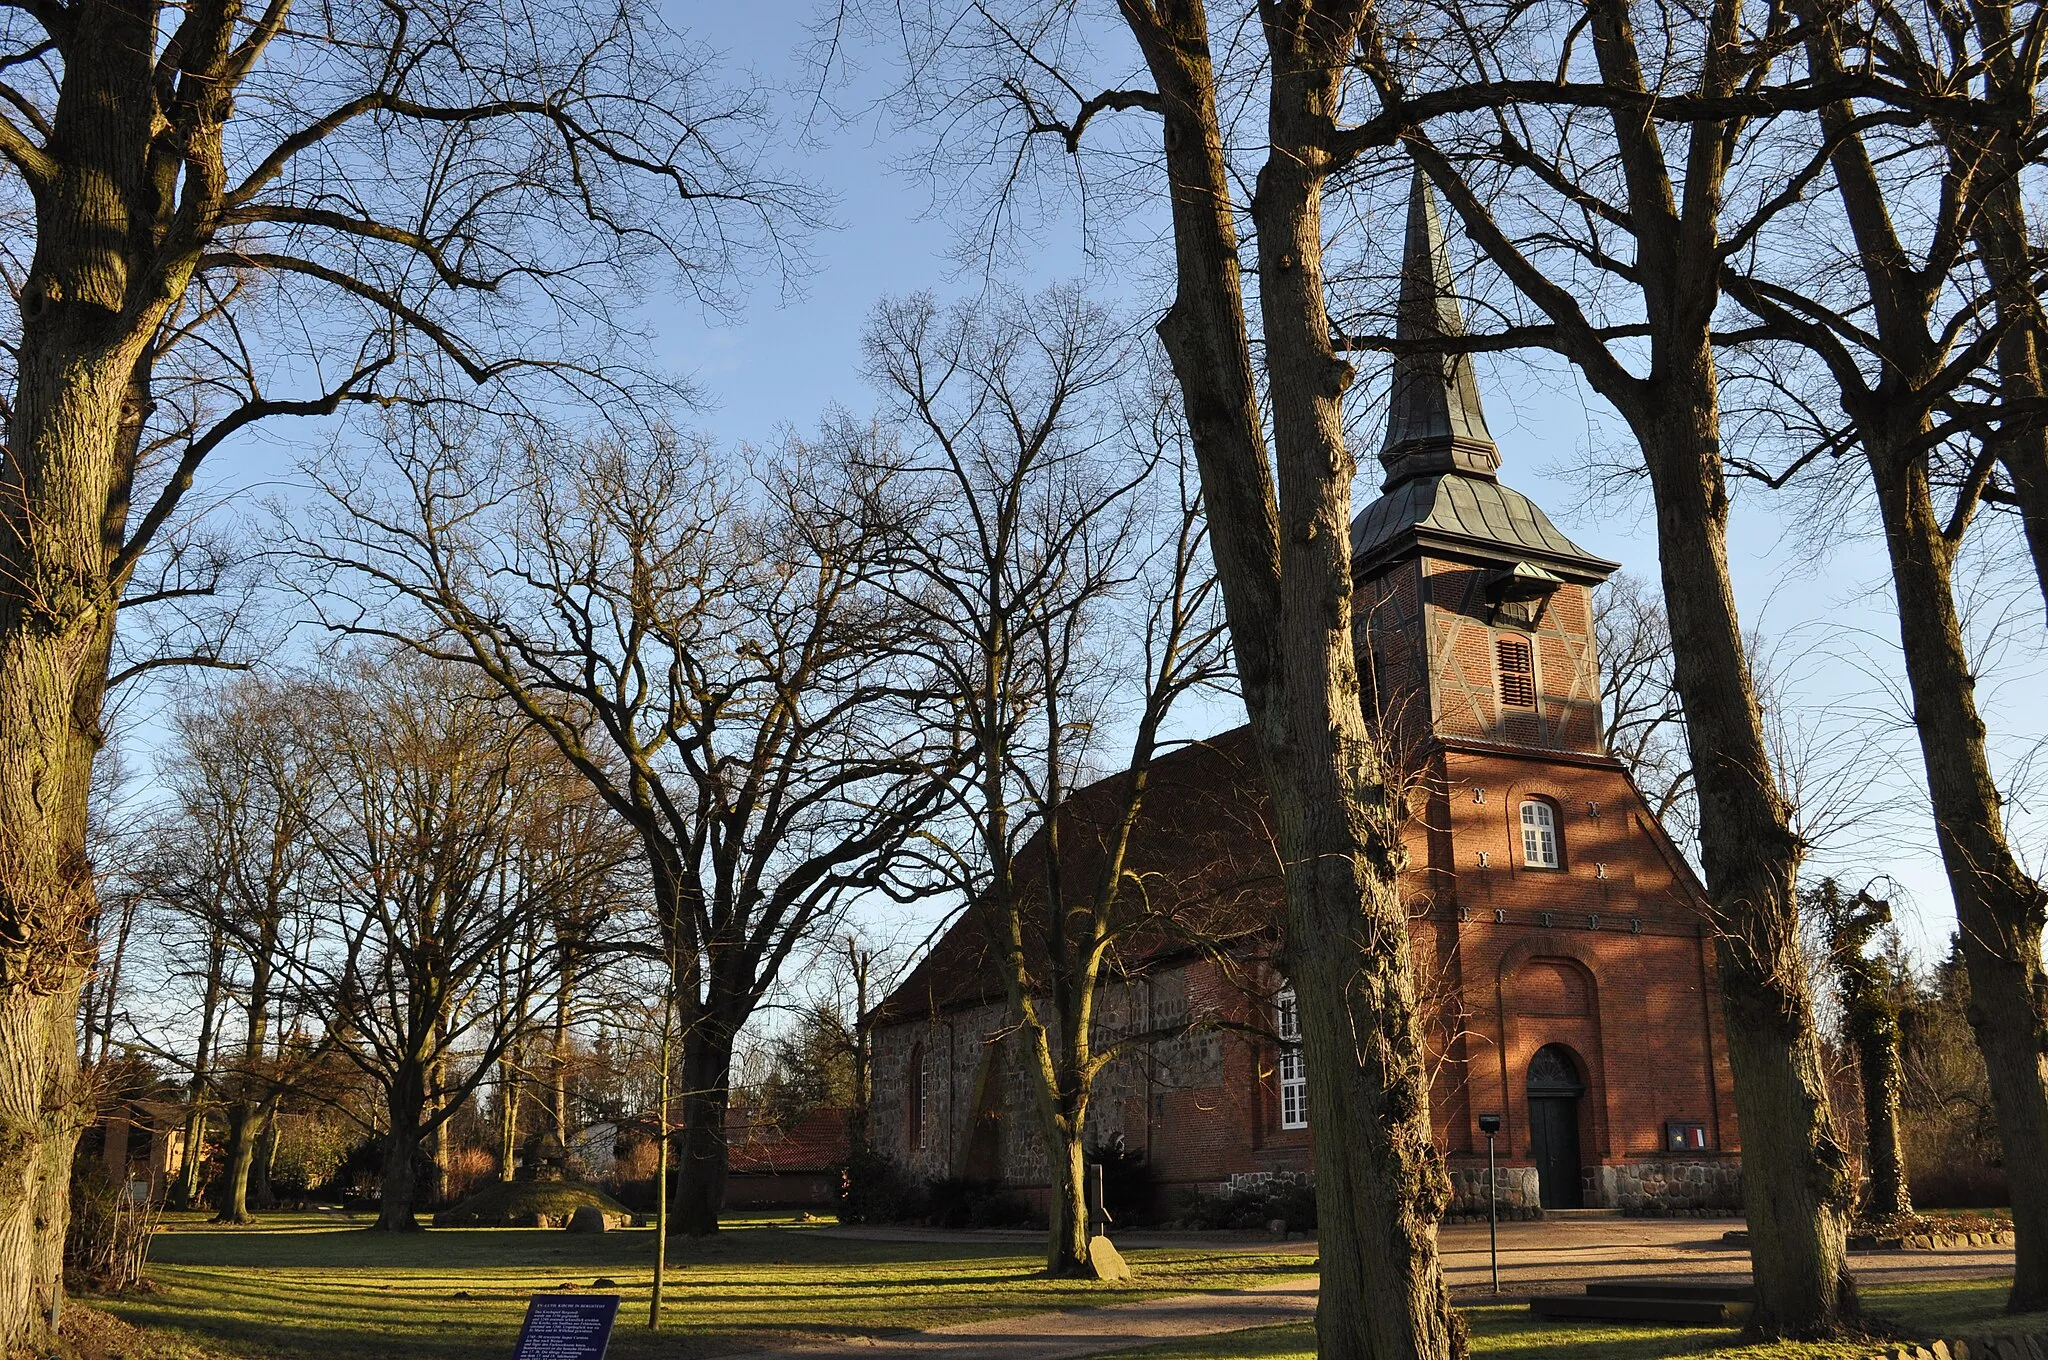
[1100,1279,2047,1360]
[96,1213,1310,1359]
[88,1215,2039,1360]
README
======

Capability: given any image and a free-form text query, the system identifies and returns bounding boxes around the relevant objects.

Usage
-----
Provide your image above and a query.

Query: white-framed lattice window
[1521,799,1560,869]
[1276,988,1308,1130]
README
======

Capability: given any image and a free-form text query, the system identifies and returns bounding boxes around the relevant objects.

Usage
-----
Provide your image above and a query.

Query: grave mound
[432,1180,635,1229]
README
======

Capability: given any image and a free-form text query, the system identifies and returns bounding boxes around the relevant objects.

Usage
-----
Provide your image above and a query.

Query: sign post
[514,1294,619,1360]
[1478,1113,1502,1295]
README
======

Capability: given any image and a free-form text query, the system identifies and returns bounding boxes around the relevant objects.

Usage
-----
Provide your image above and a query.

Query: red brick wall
[866,540,1738,1208]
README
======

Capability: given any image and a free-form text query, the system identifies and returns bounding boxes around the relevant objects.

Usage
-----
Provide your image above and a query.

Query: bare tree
[1922,0,2048,615]
[0,0,816,1324]
[852,289,1234,1276]
[1594,573,1696,852]
[1312,3,1879,1326]
[1712,0,2048,1304]
[296,653,634,1232]
[299,422,952,1236]
[851,1,1522,1345]
[157,676,327,1224]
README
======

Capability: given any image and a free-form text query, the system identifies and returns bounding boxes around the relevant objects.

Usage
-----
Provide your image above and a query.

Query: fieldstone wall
[1446,1165,1542,1218]
[870,969,1185,1186]
[1876,1335,2048,1359]
[1596,1159,1742,1213]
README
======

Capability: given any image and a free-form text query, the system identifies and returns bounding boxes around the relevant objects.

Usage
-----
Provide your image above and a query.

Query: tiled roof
[726,1107,851,1175]
[874,728,1285,1023]
[1349,473,1618,581]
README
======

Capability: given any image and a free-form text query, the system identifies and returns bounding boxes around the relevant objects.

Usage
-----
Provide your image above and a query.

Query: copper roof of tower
[1379,165,1500,489]
[1350,473,1617,581]
[1353,166,1616,584]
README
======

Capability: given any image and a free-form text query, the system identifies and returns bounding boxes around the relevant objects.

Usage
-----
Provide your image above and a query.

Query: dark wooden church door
[1527,1044,1585,1209]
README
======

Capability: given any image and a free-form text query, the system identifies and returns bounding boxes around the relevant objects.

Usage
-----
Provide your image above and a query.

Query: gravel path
[717,1217,2017,1360]
[711,1276,1316,1360]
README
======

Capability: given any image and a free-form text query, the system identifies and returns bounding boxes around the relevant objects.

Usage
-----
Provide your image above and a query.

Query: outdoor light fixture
[1477,1114,1503,1294]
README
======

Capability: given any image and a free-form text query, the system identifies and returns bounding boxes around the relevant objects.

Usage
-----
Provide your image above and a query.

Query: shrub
[317,1136,388,1206]
[1171,1172,1316,1232]
[833,1150,1033,1228]
[1088,1136,1161,1227]
[266,1111,353,1199]
[65,1162,158,1294]
[835,1146,921,1224]
[924,1176,1032,1229]
[441,1143,498,1205]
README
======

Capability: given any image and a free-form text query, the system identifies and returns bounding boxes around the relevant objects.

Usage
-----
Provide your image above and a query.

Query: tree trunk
[1961,21,2048,620]
[671,1028,730,1237]
[426,1058,450,1209]
[0,0,203,1337]
[377,1061,430,1232]
[498,1052,520,1182]
[175,1104,211,1210]
[0,278,138,1360]
[215,949,274,1225]
[1821,878,1912,1225]
[1868,434,2048,1308]
[1850,1001,1910,1223]
[87,891,137,1069]
[1636,398,1856,1338]
[250,1115,279,1211]
[378,1128,425,1234]
[175,930,228,1210]
[0,988,87,1346]
[552,971,573,1138]
[1120,6,1459,1357]
[1047,1124,1089,1276]
[1254,23,1460,1360]
[1007,972,1096,1278]
[213,1100,265,1224]
[849,944,872,1159]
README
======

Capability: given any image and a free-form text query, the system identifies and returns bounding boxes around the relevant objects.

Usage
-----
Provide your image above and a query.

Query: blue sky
[645,0,2048,965]
[154,0,2043,978]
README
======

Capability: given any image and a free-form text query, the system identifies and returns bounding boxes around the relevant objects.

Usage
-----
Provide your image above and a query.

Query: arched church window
[1276,989,1307,1130]
[1497,635,1536,708]
[1521,800,1561,868]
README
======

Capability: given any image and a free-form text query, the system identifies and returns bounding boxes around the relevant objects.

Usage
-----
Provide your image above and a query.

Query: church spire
[1379,165,1501,490]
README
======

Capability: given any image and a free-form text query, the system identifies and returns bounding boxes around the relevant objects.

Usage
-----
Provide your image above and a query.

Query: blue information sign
[513,1293,619,1360]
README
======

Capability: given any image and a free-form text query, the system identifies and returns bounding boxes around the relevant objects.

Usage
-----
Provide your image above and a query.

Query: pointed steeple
[1379,165,1502,490]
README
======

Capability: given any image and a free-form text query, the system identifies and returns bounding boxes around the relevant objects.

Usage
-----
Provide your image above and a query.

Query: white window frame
[1276,988,1308,1130]
[1521,799,1560,868]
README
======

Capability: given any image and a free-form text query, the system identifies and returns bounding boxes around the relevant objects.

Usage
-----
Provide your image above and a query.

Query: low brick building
[869,171,1739,1218]
[725,1108,851,1209]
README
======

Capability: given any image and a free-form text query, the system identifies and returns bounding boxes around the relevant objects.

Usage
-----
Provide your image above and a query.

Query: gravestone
[513,1294,618,1360]
[1086,1235,1131,1282]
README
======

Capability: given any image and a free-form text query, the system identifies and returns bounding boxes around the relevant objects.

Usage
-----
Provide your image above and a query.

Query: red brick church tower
[866,171,1739,1218]
[1351,170,1737,1210]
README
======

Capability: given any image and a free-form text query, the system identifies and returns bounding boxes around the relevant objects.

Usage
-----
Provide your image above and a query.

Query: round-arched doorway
[1526,1044,1586,1209]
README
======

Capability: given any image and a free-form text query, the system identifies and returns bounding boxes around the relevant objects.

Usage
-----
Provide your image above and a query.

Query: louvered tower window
[1497,635,1536,708]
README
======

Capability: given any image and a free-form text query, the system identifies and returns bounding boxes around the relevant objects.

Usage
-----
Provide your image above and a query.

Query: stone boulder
[1086,1235,1132,1282]
[567,1205,610,1234]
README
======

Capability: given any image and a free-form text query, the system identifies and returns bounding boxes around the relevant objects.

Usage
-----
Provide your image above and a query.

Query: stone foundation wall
[1446,1165,1542,1217]
[1595,1159,1742,1213]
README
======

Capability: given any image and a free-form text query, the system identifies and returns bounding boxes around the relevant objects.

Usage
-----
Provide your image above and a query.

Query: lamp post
[1478,1113,1502,1295]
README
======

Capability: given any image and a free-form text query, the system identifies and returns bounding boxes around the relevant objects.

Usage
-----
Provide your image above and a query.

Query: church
[867,173,1740,1218]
